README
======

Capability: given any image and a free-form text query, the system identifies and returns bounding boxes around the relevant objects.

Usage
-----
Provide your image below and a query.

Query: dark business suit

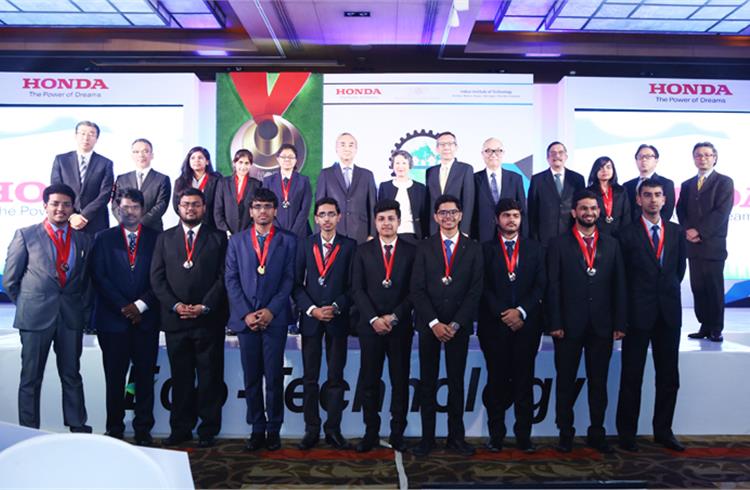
[225,227,297,434]
[315,164,377,243]
[478,236,545,442]
[473,169,527,243]
[528,169,585,246]
[51,151,114,234]
[587,184,632,236]
[411,233,483,441]
[172,172,222,229]
[546,230,626,441]
[426,160,475,235]
[623,174,676,223]
[90,225,160,437]
[616,219,686,442]
[3,223,93,429]
[676,170,734,335]
[150,224,228,440]
[214,175,261,235]
[294,234,356,435]
[378,180,429,240]
[265,171,312,238]
[112,169,171,231]
[351,238,416,439]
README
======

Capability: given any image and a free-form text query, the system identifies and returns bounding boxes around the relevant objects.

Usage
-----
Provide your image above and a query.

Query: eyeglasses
[252,203,275,210]
[316,211,338,218]
[437,141,457,148]
[179,202,203,209]
[483,148,504,156]
[278,155,296,160]
[637,154,656,160]
[436,209,461,217]
[119,205,142,212]
[694,153,715,159]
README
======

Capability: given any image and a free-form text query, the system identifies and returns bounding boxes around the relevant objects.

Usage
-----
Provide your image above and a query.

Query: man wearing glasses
[623,144,676,222]
[676,142,734,343]
[426,132,475,235]
[472,137,527,243]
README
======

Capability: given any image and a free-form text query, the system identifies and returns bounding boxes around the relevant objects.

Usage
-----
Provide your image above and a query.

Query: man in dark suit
[473,137,527,242]
[225,188,297,452]
[3,184,93,432]
[528,141,585,246]
[111,138,171,231]
[150,188,228,448]
[351,199,416,453]
[426,132,475,235]
[410,194,483,457]
[478,198,545,453]
[50,121,114,234]
[677,142,734,343]
[315,133,377,243]
[547,189,626,454]
[616,178,687,452]
[91,188,160,446]
[294,197,356,450]
[622,144,676,222]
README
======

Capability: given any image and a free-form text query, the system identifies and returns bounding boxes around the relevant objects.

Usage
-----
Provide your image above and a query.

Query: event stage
[0,304,748,438]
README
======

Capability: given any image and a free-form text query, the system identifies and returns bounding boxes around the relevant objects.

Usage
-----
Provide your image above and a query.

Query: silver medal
[282,200,290,209]
[382,279,392,288]
[605,216,614,223]
[441,276,452,286]
[318,276,326,286]
[183,260,193,269]
[586,267,597,277]
[508,272,516,282]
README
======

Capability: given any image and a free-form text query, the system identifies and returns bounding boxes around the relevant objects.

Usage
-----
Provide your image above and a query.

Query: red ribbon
[121,224,142,270]
[381,241,397,283]
[499,234,520,277]
[280,173,293,203]
[184,227,200,265]
[572,228,598,272]
[601,185,613,220]
[229,72,311,122]
[441,234,460,279]
[641,219,665,261]
[251,226,276,271]
[312,242,341,281]
[44,219,72,287]
[197,173,209,191]
[235,175,247,204]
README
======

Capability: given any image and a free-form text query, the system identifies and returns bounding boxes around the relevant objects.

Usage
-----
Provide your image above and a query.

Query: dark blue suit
[90,225,159,438]
[264,171,312,238]
[315,164,377,243]
[225,226,297,434]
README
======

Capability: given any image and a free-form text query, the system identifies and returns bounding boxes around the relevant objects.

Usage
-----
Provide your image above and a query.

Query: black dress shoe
[244,432,265,452]
[618,439,640,452]
[197,436,215,448]
[355,435,379,453]
[486,437,503,452]
[586,438,614,454]
[325,431,351,450]
[709,332,724,342]
[266,432,281,451]
[556,435,573,453]
[134,434,154,447]
[687,331,709,339]
[516,439,536,453]
[446,438,476,456]
[655,434,685,452]
[411,439,434,457]
[104,431,124,439]
[388,434,407,452]
[70,425,93,434]
[297,432,319,450]
[163,433,192,446]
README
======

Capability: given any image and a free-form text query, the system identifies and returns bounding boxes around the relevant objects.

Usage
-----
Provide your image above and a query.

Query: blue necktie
[187,230,194,250]
[505,240,514,257]
[128,232,137,254]
[444,239,453,263]
[258,234,266,251]
[554,173,563,196]
[343,167,351,190]
[490,172,500,203]
[651,225,660,262]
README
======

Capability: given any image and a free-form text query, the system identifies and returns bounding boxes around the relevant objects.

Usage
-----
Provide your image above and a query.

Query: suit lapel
[477,170,492,205]
[35,224,59,282]
[543,171,559,201]
[333,164,348,194]
[427,167,441,197]
[445,161,461,194]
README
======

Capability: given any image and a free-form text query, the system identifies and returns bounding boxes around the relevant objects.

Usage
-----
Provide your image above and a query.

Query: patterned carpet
[183,436,750,489]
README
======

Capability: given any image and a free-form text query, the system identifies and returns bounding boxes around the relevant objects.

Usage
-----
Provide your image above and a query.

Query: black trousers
[164,328,225,439]
[98,328,159,436]
[418,328,470,441]
[554,333,613,440]
[358,331,413,438]
[689,258,725,334]
[616,322,680,441]
[301,330,348,434]
[479,324,541,441]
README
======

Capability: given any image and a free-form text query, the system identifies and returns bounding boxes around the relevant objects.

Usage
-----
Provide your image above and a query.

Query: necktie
[343,167,351,190]
[505,240,514,257]
[79,155,88,185]
[697,175,705,191]
[56,229,66,285]
[444,239,453,263]
[583,235,594,255]
[439,165,449,193]
[56,229,64,254]
[490,172,500,203]
[384,244,393,263]
[323,242,332,263]
[137,172,144,190]
[128,232,137,254]
[283,177,289,187]
[651,225,660,254]
[258,234,266,251]
[187,229,194,250]
[554,173,563,196]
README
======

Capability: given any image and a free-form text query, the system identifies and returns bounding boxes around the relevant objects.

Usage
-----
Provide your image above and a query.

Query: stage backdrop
[0,72,205,293]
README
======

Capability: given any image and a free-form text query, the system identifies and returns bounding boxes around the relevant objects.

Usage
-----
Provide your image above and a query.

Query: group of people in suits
[2,120,734,456]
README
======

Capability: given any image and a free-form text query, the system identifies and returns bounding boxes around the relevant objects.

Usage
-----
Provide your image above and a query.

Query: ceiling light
[449,8,460,27]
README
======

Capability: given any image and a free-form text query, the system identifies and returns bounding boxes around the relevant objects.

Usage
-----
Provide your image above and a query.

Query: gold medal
[257,265,266,275]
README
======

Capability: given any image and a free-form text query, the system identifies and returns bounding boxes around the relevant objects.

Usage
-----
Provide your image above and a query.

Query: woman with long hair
[172,146,223,228]
[214,149,262,235]
[586,156,631,235]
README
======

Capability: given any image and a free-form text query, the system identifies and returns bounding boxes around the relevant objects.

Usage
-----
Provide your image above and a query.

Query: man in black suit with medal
[478,198,545,453]
[351,199,417,453]
[294,197,356,450]
[547,189,626,454]
[616,178,687,452]
[150,188,228,448]
[411,194,483,457]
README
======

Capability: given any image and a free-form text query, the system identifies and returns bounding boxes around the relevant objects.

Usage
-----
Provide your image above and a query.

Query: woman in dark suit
[263,143,312,238]
[586,156,631,236]
[214,149,262,235]
[377,150,428,242]
[172,146,222,228]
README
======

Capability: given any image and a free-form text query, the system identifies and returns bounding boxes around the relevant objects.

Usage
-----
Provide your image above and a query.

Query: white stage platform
[0,304,748,438]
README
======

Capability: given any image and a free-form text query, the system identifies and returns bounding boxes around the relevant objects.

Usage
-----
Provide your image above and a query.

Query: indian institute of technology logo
[392,129,440,183]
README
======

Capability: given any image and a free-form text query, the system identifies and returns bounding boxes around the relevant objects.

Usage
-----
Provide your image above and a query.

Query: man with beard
[546,189,626,453]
